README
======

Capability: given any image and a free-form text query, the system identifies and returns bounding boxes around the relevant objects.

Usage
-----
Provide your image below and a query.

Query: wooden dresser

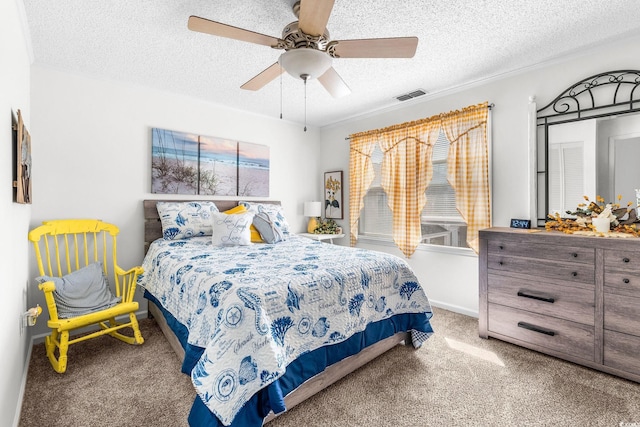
[479,227,640,382]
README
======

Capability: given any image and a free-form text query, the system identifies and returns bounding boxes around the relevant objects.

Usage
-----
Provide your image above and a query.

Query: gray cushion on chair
[36,262,121,319]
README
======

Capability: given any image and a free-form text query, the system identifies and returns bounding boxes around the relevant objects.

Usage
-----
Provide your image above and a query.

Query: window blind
[360,130,464,240]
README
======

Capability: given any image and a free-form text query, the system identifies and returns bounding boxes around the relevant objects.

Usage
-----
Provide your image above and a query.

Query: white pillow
[238,202,291,235]
[211,211,254,246]
[157,201,219,240]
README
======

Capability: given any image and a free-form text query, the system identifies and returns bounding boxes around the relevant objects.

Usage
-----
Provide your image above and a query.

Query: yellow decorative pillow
[224,205,264,243]
[223,205,246,214]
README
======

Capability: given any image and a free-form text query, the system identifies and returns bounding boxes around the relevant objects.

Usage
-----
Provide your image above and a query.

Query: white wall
[28,66,322,337]
[0,0,32,425]
[319,34,640,316]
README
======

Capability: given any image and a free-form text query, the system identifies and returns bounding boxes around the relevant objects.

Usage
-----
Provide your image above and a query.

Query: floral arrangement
[545,195,640,236]
[313,218,340,234]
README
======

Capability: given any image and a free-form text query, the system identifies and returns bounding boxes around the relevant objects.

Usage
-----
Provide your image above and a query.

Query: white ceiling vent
[395,89,427,102]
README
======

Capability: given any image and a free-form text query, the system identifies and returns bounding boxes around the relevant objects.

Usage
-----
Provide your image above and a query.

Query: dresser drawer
[604,292,640,337]
[604,249,640,271]
[488,239,594,264]
[604,269,640,297]
[487,253,594,285]
[604,330,640,376]
[488,274,594,325]
[488,303,594,361]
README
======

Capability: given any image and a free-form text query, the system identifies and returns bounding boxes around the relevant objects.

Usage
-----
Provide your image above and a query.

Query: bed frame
[143,199,411,423]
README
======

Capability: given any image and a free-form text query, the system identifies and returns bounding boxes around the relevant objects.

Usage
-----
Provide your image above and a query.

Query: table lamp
[304,201,322,233]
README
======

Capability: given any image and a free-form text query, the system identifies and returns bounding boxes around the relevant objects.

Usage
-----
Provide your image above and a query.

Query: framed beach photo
[151,127,269,196]
[324,170,343,219]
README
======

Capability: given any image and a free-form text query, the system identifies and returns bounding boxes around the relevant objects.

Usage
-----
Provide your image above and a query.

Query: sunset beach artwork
[151,128,269,196]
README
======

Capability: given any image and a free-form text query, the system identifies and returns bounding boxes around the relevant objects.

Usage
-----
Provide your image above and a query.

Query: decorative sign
[14,110,32,204]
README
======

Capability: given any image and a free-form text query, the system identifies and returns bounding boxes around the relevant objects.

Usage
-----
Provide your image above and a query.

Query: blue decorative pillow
[252,211,287,244]
[239,202,291,236]
[157,201,219,240]
[211,212,254,246]
[35,262,120,319]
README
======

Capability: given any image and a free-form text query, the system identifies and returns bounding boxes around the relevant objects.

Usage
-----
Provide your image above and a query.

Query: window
[359,130,469,248]
[349,101,490,256]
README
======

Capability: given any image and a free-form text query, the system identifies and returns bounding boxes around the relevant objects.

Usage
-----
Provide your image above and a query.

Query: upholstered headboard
[143,199,280,253]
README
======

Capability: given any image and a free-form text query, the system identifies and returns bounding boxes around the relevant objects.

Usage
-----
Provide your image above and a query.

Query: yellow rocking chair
[28,219,144,373]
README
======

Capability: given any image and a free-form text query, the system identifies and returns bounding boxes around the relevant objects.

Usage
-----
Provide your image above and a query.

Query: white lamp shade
[279,48,332,80]
[304,201,322,217]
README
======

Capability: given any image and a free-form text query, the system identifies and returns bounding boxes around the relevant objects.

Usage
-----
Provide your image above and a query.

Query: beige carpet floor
[19,307,640,427]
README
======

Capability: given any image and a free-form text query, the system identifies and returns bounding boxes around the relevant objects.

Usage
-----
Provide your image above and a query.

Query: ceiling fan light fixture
[278,48,332,81]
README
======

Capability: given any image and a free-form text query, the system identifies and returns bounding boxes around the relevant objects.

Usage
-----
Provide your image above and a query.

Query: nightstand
[299,233,345,244]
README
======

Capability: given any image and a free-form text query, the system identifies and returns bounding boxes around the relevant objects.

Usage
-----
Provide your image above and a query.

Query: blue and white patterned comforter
[138,235,433,426]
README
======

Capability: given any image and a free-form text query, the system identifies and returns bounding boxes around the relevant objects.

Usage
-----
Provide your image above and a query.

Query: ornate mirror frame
[535,70,640,227]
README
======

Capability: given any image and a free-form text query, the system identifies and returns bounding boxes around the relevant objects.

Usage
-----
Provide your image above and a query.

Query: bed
[139,199,434,427]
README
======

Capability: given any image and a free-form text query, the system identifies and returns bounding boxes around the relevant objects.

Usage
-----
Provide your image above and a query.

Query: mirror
[535,70,640,226]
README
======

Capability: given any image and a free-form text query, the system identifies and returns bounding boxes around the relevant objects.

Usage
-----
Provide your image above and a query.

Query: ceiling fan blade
[298,0,335,37]
[332,37,418,58]
[318,67,351,98]
[188,16,281,48]
[241,63,284,91]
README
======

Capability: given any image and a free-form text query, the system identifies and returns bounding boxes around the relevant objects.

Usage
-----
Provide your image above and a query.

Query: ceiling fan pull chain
[303,74,308,132]
[280,64,283,120]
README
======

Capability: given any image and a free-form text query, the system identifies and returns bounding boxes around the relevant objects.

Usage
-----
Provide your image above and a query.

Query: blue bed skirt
[145,290,433,427]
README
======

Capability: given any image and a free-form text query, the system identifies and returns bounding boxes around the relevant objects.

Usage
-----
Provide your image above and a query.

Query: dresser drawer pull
[499,245,504,250]
[623,278,630,284]
[623,257,630,263]
[517,291,555,303]
[571,272,578,277]
[517,321,556,336]
[572,253,578,258]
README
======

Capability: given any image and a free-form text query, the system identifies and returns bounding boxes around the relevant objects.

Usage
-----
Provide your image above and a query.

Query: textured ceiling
[22,0,640,128]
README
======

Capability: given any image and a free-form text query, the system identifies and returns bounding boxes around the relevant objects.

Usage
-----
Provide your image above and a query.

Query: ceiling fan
[188,0,418,98]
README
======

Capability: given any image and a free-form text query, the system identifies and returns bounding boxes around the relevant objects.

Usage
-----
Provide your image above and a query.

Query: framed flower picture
[324,170,343,219]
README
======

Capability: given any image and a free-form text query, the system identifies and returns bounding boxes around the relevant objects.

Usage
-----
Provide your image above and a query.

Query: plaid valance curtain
[377,123,438,257]
[442,103,491,252]
[348,133,378,247]
[349,102,490,256]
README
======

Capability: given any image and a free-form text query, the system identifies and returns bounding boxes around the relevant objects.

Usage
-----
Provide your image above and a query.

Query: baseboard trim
[429,299,478,318]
